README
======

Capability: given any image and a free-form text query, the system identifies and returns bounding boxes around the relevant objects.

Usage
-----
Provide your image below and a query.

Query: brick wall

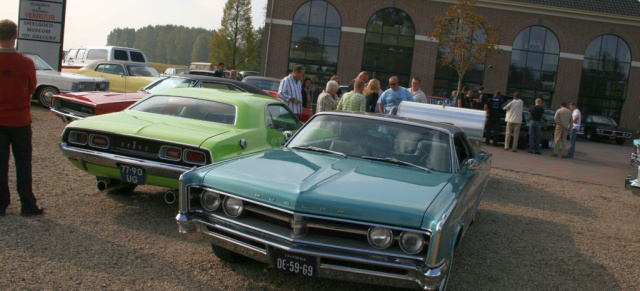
[263,0,640,130]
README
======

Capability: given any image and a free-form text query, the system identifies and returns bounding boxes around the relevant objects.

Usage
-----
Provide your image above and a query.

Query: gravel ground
[0,106,639,290]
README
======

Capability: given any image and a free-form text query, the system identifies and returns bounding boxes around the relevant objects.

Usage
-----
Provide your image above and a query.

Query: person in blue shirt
[377,76,414,114]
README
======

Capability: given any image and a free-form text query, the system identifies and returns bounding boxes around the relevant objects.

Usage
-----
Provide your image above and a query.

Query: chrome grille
[188,187,431,259]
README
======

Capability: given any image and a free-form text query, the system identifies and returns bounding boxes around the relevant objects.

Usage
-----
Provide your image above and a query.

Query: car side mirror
[283,131,293,141]
[464,159,479,172]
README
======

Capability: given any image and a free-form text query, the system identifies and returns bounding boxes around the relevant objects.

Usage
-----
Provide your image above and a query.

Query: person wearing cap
[213,62,225,78]
[567,102,581,158]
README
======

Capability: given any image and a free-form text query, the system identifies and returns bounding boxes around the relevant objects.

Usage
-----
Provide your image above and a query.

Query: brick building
[260,0,640,131]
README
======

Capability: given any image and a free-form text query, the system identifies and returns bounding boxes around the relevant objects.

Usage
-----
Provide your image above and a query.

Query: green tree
[209,0,257,70]
[192,32,213,62]
[253,26,264,71]
[106,28,136,47]
[430,0,500,93]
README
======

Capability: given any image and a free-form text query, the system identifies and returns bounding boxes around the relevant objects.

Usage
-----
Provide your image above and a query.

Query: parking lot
[0,106,638,290]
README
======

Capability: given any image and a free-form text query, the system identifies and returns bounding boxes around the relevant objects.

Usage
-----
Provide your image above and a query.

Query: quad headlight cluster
[199,189,245,218]
[367,226,426,255]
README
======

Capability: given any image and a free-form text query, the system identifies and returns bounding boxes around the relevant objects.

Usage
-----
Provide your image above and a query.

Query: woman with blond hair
[363,78,380,113]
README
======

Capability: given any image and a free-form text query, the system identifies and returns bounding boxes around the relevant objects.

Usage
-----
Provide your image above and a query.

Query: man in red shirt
[0,19,43,216]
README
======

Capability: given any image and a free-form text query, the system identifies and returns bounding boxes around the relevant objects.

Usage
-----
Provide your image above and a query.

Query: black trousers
[0,125,36,210]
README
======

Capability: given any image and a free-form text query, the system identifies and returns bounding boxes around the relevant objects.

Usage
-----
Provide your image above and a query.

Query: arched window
[507,26,560,108]
[433,27,487,97]
[578,34,631,121]
[362,8,415,88]
[288,0,341,106]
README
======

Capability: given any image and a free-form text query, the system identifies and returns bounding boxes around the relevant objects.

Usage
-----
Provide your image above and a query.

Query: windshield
[591,116,617,126]
[142,77,200,94]
[130,95,236,125]
[23,54,53,71]
[288,115,452,173]
[244,78,280,91]
[127,65,159,77]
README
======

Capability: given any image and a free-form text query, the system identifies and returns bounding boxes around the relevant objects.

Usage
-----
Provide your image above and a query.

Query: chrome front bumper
[60,142,191,179]
[50,107,85,123]
[176,213,448,290]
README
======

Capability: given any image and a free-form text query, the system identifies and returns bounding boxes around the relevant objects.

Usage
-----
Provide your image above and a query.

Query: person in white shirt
[567,102,581,158]
[277,65,305,117]
[503,91,524,152]
[410,77,427,103]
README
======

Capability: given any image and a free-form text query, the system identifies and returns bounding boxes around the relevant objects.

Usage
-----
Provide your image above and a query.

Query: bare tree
[430,0,500,94]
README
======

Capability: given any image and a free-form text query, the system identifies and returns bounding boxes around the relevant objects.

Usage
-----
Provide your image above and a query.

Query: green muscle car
[176,103,492,290]
[60,88,302,199]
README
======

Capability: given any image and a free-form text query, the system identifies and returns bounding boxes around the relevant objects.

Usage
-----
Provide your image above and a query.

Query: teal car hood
[201,148,452,228]
[68,111,230,146]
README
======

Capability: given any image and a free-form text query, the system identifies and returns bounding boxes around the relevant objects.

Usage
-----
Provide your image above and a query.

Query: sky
[0,0,269,50]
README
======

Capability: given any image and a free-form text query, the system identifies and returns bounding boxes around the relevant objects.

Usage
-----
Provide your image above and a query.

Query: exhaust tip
[164,190,177,205]
[97,180,109,192]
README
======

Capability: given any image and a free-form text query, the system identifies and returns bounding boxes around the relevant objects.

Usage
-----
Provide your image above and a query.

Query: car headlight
[200,190,220,212]
[399,232,425,254]
[367,227,393,249]
[223,196,244,217]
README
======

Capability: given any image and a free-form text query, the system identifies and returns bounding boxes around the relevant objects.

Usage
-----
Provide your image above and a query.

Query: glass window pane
[616,38,631,63]
[308,26,325,44]
[381,34,398,47]
[325,4,341,28]
[528,26,546,52]
[512,27,530,50]
[323,46,339,65]
[290,42,305,60]
[398,36,414,49]
[309,0,328,27]
[542,54,559,72]
[510,50,527,68]
[291,24,308,43]
[525,52,543,71]
[324,28,341,46]
[540,72,556,91]
[544,31,559,54]
[584,36,602,60]
[293,2,311,24]
[601,35,618,62]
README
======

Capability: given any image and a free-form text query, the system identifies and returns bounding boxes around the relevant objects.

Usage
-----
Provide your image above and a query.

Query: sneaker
[512,150,517,152]
[561,155,568,159]
[20,206,44,216]
[535,152,542,155]
[527,150,534,154]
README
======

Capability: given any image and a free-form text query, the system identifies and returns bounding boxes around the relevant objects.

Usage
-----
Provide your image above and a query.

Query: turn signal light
[89,134,109,149]
[184,150,206,165]
[68,131,88,145]
[160,146,182,161]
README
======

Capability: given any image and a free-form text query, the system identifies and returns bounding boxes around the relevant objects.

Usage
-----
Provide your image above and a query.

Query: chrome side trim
[51,107,85,121]
[60,142,191,178]
[429,200,458,266]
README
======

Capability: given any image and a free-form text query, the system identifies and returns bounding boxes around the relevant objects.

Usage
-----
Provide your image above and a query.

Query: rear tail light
[68,131,88,145]
[184,149,207,165]
[89,134,110,149]
[159,146,182,161]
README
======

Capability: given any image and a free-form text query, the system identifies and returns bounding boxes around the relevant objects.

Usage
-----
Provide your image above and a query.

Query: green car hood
[68,111,230,146]
[201,148,452,228]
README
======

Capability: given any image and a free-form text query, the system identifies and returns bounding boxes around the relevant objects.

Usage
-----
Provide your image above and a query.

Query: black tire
[108,182,137,195]
[541,138,550,149]
[491,136,499,146]
[36,86,58,108]
[586,131,594,141]
[211,244,246,263]
[616,139,626,145]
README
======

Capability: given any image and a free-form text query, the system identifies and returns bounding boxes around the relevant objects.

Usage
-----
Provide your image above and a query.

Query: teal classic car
[60,88,302,200]
[176,104,492,290]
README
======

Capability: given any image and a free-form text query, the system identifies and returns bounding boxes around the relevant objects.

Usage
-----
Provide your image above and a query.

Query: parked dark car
[581,115,631,145]
[492,108,555,149]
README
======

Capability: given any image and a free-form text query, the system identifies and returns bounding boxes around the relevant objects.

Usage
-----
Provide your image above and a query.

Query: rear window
[76,49,86,61]
[202,82,241,91]
[127,65,159,77]
[65,49,77,61]
[130,51,146,62]
[86,49,108,60]
[130,95,236,125]
[114,50,129,61]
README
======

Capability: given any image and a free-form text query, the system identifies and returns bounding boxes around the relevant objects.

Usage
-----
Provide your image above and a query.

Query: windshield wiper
[289,146,347,158]
[360,156,432,173]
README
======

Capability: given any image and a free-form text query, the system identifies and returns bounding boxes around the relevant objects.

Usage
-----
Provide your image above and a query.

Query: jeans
[568,128,578,158]
[529,120,542,152]
[0,125,36,211]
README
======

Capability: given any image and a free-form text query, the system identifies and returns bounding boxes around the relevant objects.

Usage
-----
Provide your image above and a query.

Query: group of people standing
[277,66,431,118]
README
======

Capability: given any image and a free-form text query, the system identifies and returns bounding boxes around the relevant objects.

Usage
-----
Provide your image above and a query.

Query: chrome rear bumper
[60,142,191,179]
[176,213,448,290]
